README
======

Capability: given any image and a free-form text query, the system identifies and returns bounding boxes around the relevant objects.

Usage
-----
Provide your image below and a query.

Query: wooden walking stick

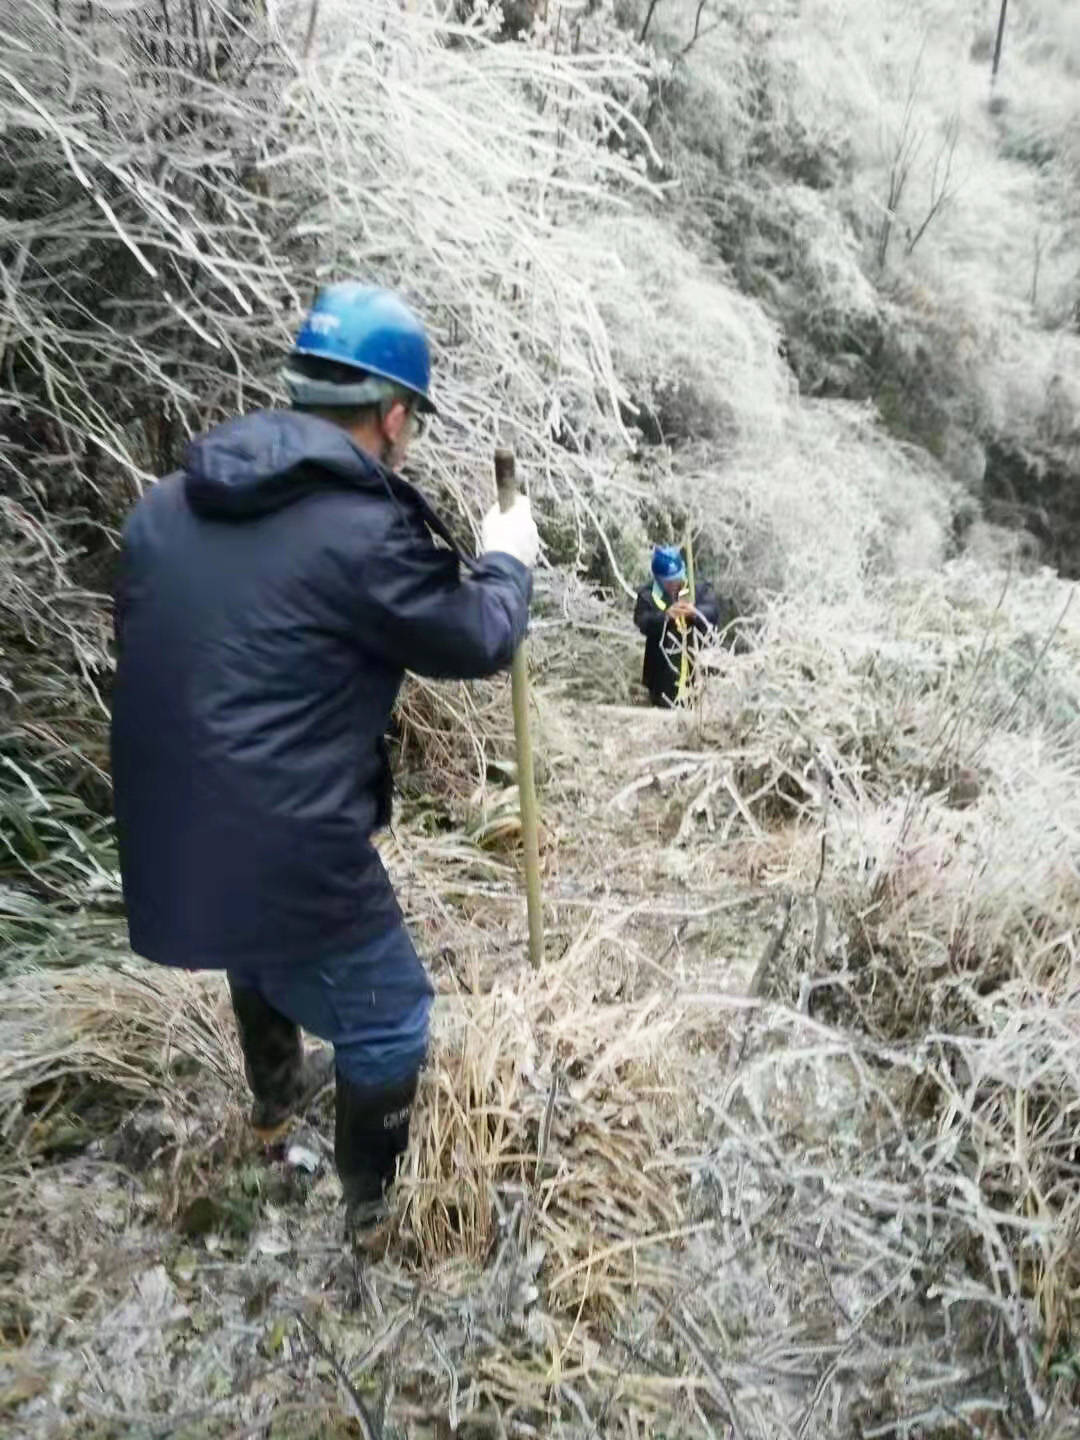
[678,524,697,706]
[495,448,544,969]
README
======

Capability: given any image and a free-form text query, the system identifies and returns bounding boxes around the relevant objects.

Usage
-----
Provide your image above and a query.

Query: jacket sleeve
[352,534,532,680]
[634,586,667,638]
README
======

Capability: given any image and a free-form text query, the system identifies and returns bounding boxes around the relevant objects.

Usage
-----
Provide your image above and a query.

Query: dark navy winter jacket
[633,581,722,705]
[110,410,531,970]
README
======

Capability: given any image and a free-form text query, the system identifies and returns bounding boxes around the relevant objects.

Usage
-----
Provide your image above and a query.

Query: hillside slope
[6,552,1080,1433]
[3,2,1080,1434]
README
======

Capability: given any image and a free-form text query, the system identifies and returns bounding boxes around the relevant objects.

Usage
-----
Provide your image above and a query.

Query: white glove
[480,496,540,568]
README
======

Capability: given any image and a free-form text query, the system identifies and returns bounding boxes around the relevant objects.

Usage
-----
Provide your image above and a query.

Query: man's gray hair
[283,368,412,411]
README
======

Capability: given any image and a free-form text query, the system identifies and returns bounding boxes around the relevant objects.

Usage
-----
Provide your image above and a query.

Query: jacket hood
[184,409,385,519]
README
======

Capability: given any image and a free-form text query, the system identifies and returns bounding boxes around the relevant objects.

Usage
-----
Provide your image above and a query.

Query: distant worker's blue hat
[651,544,686,582]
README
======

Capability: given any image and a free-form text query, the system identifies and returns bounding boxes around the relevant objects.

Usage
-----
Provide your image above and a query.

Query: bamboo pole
[494,448,544,968]
[680,524,697,706]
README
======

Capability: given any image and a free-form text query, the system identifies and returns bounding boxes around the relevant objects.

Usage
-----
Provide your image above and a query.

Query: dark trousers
[227,928,431,1210]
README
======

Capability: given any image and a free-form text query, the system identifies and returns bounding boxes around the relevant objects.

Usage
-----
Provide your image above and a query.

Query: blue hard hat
[291,282,436,412]
[651,545,686,582]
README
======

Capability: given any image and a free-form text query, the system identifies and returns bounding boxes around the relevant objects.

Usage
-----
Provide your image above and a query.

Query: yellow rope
[652,581,690,703]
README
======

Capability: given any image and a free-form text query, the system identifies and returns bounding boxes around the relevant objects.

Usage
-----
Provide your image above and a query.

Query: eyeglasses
[379,399,427,443]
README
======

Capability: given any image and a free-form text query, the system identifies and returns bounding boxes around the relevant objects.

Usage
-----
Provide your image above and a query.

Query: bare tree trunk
[992,0,1008,82]
[639,0,662,44]
[679,0,711,58]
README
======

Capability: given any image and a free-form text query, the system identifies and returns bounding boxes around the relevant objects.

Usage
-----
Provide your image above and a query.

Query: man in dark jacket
[110,282,539,1235]
[633,544,721,706]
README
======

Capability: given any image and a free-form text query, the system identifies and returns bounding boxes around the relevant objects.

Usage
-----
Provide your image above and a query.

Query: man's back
[111,409,529,970]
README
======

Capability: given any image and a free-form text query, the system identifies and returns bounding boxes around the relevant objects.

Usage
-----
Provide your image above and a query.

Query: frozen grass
[5,557,1080,1433]
[3,1,1080,1435]
[0,0,660,954]
[649,0,1080,484]
[0,0,658,513]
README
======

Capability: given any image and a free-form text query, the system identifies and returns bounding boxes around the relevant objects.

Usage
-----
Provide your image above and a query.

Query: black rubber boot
[228,979,333,1139]
[335,1070,418,1242]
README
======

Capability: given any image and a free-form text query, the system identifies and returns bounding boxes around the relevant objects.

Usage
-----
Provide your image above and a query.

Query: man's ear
[382,400,410,445]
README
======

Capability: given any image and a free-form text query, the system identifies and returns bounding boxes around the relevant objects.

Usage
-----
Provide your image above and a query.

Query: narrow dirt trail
[540,698,774,990]
[388,693,778,1002]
